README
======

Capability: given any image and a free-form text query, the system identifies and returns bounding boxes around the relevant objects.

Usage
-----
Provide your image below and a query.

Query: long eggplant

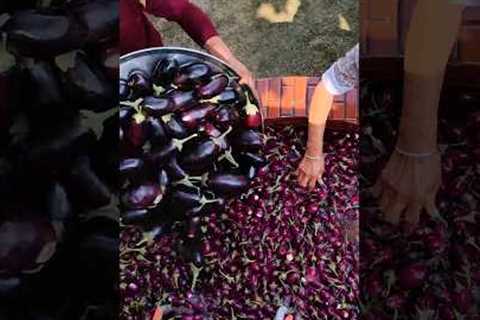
[143,96,174,116]
[179,103,216,129]
[233,129,264,150]
[167,186,222,218]
[165,156,188,181]
[119,158,144,182]
[119,79,130,101]
[202,87,239,105]
[149,133,198,166]
[161,113,188,139]
[128,70,151,99]
[206,173,249,196]
[146,117,168,146]
[4,10,87,57]
[27,60,64,108]
[70,0,118,45]
[122,182,163,209]
[174,63,211,87]
[168,90,196,111]
[196,74,228,99]
[152,57,178,86]
[59,51,115,112]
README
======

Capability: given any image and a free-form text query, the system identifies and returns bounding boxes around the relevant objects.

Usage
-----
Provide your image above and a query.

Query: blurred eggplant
[146,117,168,146]
[174,63,211,87]
[152,57,178,87]
[0,38,20,133]
[161,113,188,139]
[27,60,64,108]
[0,277,22,298]
[4,10,87,57]
[121,209,150,225]
[233,129,264,150]
[128,70,151,99]
[179,103,216,129]
[122,182,163,209]
[100,46,119,80]
[46,181,72,225]
[119,79,130,100]
[143,96,174,116]
[59,51,115,112]
[196,74,228,99]
[63,155,111,209]
[206,173,249,196]
[0,1,36,14]
[70,0,118,45]
[168,90,196,111]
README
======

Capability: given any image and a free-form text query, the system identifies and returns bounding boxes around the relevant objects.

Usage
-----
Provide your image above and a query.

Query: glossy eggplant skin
[119,79,130,100]
[196,75,228,99]
[152,57,178,86]
[121,209,150,225]
[165,156,188,181]
[162,115,188,139]
[214,106,240,129]
[233,129,264,150]
[179,103,216,129]
[169,90,196,111]
[174,63,211,87]
[146,117,168,147]
[122,182,162,210]
[70,0,118,45]
[149,142,177,167]
[143,96,174,116]
[61,51,115,112]
[128,70,151,99]
[180,139,216,172]
[119,158,144,182]
[166,187,202,218]
[4,10,87,57]
[207,173,249,196]
[27,61,64,108]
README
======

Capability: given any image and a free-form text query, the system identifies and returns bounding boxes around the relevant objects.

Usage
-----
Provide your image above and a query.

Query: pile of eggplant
[0,1,118,319]
[120,54,265,266]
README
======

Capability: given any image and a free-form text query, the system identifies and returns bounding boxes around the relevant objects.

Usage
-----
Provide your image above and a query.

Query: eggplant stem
[172,133,198,151]
[190,263,203,291]
[121,98,143,113]
[153,84,166,96]
[223,148,240,168]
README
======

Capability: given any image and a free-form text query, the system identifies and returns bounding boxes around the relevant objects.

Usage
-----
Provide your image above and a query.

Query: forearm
[399,0,463,151]
[204,36,244,71]
[306,82,334,155]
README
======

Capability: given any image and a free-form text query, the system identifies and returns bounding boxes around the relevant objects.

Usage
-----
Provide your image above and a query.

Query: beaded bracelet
[394,146,438,158]
[305,153,324,161]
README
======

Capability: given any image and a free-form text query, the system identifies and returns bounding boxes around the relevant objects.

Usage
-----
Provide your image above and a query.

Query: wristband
[394,146,438,158]
[305,153,324,161]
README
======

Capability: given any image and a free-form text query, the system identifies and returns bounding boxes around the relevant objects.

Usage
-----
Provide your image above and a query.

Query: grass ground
[153,0,358,78]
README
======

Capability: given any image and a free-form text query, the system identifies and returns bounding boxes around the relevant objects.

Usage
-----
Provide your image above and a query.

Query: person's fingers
[424,195,437,217]
[404,202,422,226]
[384,195,407,225]
[307,176,317,191]
[298,172,308,188]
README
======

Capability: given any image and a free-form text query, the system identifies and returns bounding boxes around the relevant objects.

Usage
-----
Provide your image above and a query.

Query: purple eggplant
[119,158,144,184]
[238,151,266,168]
[60,51,115,112]
[168,90,196,111]
[128,70,151,99]
[161,113,189,139]
[206,173,249,196]
[46,182,72,225]
[101,46,119,80]
[122,182,163,209]
[150,133,198,166]
[27,60,64,108]
[214,106,240,129]
[202,87,240,105]
[152,57,179,86]
[70,0,118,45]
[233,129,264,150]
[179,103,216,129]
[4,10,87,57]
[167,186,222,218]
[165,156,188,181]
[174,63,211,87]
[146,117,168,146]
[196,74,229,99]
[143,96,174,116]
[121,209,150,225]
[119,79,130,100]
[242,87,262,128]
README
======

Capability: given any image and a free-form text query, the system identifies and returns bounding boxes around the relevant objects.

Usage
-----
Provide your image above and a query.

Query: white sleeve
[321,44,359,95]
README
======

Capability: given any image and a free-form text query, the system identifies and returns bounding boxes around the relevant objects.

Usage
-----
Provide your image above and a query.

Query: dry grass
[152,0,358,78]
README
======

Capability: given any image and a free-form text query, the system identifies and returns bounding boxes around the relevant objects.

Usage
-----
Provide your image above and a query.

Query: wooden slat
[459,25,480,62]
[280,77,295,117]
[365,0,400,56]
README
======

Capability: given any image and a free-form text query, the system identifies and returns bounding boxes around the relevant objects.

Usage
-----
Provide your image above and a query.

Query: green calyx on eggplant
[167,186,223,218]
[233,129,264,151]
[149,133,198,166]
[242,87,262,129]
[152,56,178,87]
[57,51,115,112]
[160,113,188,139]
[204,173,249,196]
[174,63,211,88]
[4,10,87,57]
[122,182,163,210]
[180,126,232,172]
[196,74,229,99]
[179,103,216,129]
[70,0,118,45]
[201,87,239,105]
[127,70,151,100]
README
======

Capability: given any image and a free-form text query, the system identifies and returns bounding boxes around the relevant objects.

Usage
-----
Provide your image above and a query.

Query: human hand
[373,148,441,226]
[296,153,325,191]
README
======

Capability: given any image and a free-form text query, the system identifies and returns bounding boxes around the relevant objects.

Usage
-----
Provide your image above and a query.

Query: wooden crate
[255,76,358,125]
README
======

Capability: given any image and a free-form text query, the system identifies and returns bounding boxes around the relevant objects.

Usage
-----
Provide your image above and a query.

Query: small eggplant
[121,209,150,225]
[169,90,196,111]
[150,133,198,166]
[196,74,229,99]
[143,96,174,116]
[174,63,211,87]
[58,51,115,112]
[70,0,118,45]
[119,79,130,101]
[201,87,238,105]
[179,103,216,129]
[4,10,87,57]
[122,182,163,209]
[152,57,178,86]
[242,88,262,128]
[161,113,189,139]
[101,46,119,80]
[206,173,249,196]
[233,129,264,150]
[128,70,151,99]
[145,117,168,146]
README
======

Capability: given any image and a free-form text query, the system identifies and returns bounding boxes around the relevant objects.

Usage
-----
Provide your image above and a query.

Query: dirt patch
[152,0,358,78]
